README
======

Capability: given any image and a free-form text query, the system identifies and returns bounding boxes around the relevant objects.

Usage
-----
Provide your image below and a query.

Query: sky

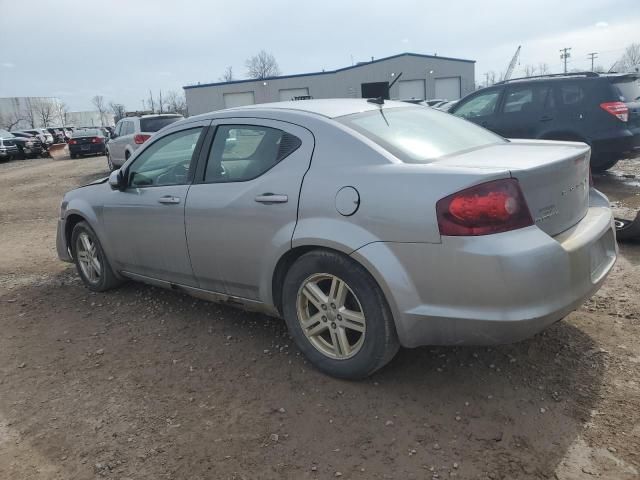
[1,0,638,111]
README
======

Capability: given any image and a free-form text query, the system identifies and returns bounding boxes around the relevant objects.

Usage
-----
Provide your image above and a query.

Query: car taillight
[600,101,629,122]
[68,139,77,145]
[134,134,151,144]
[436,178,533,236]
[91,137,104,144]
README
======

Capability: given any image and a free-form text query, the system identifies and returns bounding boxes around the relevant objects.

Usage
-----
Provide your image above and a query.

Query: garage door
[398,79,425,100]
[279,88,310,101]
[223,91,255,108]
[434,77,461,100]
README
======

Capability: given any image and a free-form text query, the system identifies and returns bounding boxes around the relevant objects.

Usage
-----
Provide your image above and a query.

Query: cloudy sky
[1,0,638,111]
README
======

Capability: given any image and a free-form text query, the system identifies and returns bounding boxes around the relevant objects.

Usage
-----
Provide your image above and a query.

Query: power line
[560,47,572,73]
[587,52,598,71]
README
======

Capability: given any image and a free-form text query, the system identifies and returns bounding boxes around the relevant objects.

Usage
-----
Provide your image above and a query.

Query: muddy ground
[0,155,639,480]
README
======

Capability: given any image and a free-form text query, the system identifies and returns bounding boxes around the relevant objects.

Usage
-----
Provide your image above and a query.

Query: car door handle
[255,193,288,204]
[540,115,553,122]
[157,195,181,204]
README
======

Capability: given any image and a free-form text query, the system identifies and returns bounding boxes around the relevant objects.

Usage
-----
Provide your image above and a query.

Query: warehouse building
[184,52,475,115]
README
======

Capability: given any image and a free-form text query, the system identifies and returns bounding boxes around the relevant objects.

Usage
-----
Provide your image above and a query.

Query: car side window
[453,90,501,119]
[502,85,553,113]
[558,84,585,107]
[114,121,123,136]
[127,127,203,188]
[204,125,301,183]
[122,121,134,136]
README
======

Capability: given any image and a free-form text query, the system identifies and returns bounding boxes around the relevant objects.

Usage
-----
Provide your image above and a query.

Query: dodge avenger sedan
[56,99,617,379]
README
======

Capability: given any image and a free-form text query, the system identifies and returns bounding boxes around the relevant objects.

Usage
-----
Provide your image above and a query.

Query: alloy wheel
[296,273,366,359]
[76,232,102,284]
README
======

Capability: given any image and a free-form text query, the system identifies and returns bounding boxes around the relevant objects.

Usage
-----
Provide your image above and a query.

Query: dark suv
[450,72,640,171]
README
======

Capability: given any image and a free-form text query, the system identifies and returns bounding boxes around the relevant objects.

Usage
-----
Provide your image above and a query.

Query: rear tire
[591,153,619,172]
[71,221,122,292]
[282,250,399,379]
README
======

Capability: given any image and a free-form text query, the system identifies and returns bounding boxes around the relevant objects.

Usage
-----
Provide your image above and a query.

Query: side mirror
[108,169,125,190]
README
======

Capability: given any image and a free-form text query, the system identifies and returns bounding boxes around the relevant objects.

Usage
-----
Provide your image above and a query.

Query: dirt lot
[0,155,639,480]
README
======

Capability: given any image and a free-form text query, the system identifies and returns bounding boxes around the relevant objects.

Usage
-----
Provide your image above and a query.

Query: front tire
[282,250,399,379]
[106,149,114,171]
[71,221,122,292]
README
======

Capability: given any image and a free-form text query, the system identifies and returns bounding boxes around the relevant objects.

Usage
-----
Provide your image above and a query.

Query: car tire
[591,154,619,172]
[282,249,399,379]
[71,221,122,292]
[106,149,114,171]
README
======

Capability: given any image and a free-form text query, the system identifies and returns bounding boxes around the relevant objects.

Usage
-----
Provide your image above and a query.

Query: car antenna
[367,72,403,105]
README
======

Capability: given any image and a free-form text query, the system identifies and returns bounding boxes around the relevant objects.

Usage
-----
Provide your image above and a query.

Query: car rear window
[140,116,182,132]
[612,78,640,102]
[337,107,505,163]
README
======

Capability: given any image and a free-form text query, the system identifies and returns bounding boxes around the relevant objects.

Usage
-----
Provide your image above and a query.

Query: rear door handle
[255,193,288,204]
[158,195,181,204]
[540,115,553,122]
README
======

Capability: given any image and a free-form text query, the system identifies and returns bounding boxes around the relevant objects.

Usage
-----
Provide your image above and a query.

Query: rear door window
[502,84,553,113]
[558,83,586,107]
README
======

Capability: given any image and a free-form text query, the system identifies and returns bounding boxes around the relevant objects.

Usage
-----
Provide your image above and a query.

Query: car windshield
[613,78,640,102]
[140,116,182,132]
[73,129,101,137]
[337,106,505,163]
[0,129,15,138]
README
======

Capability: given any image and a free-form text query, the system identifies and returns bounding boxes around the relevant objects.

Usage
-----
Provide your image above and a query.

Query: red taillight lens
[600,101,629,122]
[134,134,151,144]
[68,139,77,145]
[91,137,104,144]
[436,178,533,236]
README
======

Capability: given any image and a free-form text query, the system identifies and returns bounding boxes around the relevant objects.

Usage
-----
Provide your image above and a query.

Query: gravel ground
[0,155,639,480]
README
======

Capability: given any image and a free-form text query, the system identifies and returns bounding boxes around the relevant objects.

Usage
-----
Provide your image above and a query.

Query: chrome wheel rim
[296,273,366,359]
[76,232,102,284]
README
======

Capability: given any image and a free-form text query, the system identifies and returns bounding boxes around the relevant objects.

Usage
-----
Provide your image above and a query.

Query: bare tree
[616,43,640,72]
[109,102,126,123]
[537,63,550,75]
[55,101,69,126]
[165,90,187,116]
[523,64,537,77]
[147,90,156,113]
[92,95,107,126]
[33,99,56,127]
[220,65,234,82]
[245,50,281,79]
[24,99,36,128]
[0,110,24,131]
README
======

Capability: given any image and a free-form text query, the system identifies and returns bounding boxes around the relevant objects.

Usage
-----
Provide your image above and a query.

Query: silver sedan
[56,99,617,378]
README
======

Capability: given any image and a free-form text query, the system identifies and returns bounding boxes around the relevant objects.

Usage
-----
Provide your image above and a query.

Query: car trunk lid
[434,140,591,236]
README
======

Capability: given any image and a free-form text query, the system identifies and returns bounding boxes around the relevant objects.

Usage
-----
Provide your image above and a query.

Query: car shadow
[0,272,604,479]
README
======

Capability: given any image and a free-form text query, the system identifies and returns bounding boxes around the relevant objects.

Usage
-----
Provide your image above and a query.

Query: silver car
[56,99,617,379]
[106,114,183,171]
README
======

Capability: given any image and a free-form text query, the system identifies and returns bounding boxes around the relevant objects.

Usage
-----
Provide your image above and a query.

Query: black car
[450,72,640,171]
[0,135,19,161]
[0,130,44,158]
[68,129,107,158]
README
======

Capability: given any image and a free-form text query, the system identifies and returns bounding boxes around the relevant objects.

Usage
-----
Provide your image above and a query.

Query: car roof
[201,98,414,120]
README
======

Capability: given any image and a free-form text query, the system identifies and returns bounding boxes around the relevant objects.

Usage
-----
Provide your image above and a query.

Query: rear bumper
[591,125,640,158]
[352,190,617,347]
[69,144,106,155]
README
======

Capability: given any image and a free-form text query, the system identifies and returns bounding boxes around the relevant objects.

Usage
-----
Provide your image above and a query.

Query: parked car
[68,129,107,158]
[23,128,54,145]
[0,133,19,161]
[1,130,44,158]
[56,99,616,379]
[425,99,448,107]
[46,127,67,143]
[106,114,183,170]
[450,72,640,171]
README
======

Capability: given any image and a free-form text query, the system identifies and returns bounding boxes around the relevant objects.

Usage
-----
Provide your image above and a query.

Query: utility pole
[560,47,572,73]
[587,52,598,71]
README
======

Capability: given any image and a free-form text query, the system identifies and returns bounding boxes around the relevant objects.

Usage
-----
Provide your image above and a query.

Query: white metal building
[184,52,475,115]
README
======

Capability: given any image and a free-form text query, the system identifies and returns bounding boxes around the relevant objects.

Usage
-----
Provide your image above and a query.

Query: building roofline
[183,52,475,90]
